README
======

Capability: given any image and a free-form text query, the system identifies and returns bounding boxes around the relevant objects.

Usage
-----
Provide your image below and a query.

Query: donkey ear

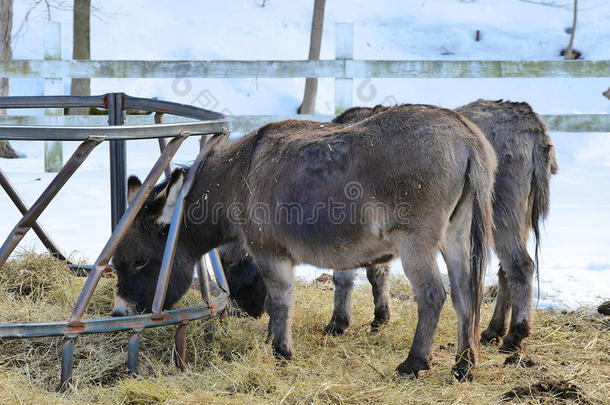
[127,175,142,204]
[156,169,185,224]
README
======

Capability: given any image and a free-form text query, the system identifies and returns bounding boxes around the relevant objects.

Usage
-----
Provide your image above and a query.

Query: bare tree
[562,0,579,60]
[298,0,325,114]
[1,0,12,109]
[68,0,90,114]
[0,0,18,158]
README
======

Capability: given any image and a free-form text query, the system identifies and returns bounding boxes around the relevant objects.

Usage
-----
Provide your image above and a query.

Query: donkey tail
[465,123,497,357]
[530,117,558,303]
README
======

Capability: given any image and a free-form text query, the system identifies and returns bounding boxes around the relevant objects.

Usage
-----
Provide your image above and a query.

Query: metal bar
[2,59,610,78]
[127,328,143,375]
[0,120,229,141]
[209,249,229,294]
[150,134,226,317]
[125,94,224,121]
[108,93,127,231]
[155,112,173,178]
[0,294,227,338]
[4,113,610,134]
[0,92,224,122]
[196,258,212,307]
[59,335,76,391]
[69,135,188,324]
[0,168,68,262]
[67,264,92,277]
[0,137,103,268]
[174,322,188,371]
[199,135,208,151]
[0,95,106,109]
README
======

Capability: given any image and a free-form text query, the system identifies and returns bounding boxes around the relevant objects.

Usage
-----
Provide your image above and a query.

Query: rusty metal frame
[0,167,68,262]
[0,94,231,391]
[0,137,103,266]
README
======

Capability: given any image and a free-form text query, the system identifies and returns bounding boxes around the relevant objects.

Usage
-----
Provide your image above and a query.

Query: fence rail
[2,59,610,79]
[1,113,608,134]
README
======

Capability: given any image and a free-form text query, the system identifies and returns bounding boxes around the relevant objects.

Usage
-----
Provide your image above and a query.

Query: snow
[2,0,609,310]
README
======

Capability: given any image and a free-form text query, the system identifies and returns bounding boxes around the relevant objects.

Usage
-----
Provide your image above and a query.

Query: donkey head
[111,168,197,316]
[218,243,267,318]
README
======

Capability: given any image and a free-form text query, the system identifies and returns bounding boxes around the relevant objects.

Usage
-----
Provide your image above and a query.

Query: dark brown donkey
[221,99,558,354]
[111,104,497,380]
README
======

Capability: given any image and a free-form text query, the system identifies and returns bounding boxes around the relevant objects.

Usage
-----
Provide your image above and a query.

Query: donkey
[111,104,497,380]
[222,99,556,354]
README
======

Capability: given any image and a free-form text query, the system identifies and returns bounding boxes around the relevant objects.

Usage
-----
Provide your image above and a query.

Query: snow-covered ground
[2,0,609,310]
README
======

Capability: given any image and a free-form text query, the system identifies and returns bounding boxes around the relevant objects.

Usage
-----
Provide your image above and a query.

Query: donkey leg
[396,236,446,377]
[441,216,478,382]
[255,256,295,360]
[325,270,356,335]
[497,244,535,353]
[367,264,391,331]
[481,266,512,344]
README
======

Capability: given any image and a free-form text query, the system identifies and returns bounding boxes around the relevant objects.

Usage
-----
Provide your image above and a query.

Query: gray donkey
[221,99,558,354]
[111,104,497,380]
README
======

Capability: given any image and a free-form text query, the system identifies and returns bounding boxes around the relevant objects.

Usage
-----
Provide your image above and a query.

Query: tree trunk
[68,0,90,115]
[298,0,325,114]
[0,140,17,158]
[0,0,17,158]
[1,0,13,112]
[563,0,578,60]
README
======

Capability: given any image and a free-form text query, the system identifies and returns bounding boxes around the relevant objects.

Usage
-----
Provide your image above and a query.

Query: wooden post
[69,0,91,115]
[334,22,353,114]
[44,22,63,172]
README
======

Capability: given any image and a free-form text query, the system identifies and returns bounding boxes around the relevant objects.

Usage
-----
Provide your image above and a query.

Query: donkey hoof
[324,319,348,335]
[452,353,474,382]
[451,365,473,382]
[272,346,293,361]
[396,356,430,378]
[480,328,502,345]
[499,335,522,353]
[370,317,389,333]
[500,321,529,353]
[324,325,346,335]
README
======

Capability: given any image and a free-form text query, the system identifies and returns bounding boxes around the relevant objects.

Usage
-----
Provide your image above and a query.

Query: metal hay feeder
[0,93,231,390]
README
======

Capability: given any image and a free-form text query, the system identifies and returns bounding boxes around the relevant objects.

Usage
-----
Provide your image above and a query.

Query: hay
[0,252,608,404]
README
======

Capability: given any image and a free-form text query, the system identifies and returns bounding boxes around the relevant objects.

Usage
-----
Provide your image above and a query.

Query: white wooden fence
[1,22,609,167]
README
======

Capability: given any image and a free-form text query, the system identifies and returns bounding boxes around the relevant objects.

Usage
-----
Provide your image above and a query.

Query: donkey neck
[181,142,250,258]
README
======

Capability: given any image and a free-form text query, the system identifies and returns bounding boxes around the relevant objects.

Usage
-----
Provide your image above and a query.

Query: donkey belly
[287,228,397,270]
[262,195,399,270]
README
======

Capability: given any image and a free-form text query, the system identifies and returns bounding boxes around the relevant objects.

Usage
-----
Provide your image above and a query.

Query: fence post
[334,22,353,114]
[43,22,63,172]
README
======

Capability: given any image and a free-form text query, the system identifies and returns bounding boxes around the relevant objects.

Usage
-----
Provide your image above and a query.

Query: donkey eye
[133,259,150,270]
